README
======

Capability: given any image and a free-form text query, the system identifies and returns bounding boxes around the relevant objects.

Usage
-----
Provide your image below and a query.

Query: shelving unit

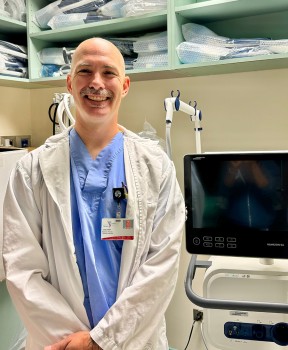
[1,0,288,89]
[0,15,28,88]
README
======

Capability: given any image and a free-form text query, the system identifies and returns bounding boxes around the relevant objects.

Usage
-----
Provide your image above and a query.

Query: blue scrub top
[70,128,126,327]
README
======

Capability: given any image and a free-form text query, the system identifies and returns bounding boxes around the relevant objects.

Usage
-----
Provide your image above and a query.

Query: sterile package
[0,54,27,78]
[40,63,71,77]
[260,39,288,54]
[0,40,28,78]
[96,0,126,18]
[182,22,227,43]
[4,0,26,22]
[224,46,272,59]
[38,47,75,65]
[107,38,135,56]
[133,52,168,69]
[84,12,115,23]
[176,41,230,64]
[48,12,88,29]
[0,40,27,61]
[133,31,167,53]
[34,0,107,29]
[121,0,167,17]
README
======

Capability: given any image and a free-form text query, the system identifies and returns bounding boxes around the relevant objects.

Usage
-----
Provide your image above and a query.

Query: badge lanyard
[101,184,134,240]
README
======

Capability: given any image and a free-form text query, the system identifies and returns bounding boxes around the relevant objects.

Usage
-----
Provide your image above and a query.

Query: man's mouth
[86,94,110,102]
[80,88,113,103]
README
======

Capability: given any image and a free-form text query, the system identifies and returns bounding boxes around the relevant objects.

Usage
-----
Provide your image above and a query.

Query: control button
[193,237,201,245]
[203,236,212,241]
[215,243,225,248]
[227,243,237,248]
[215,237,224,242]
[203,242,213,248]
[227,237,237,242]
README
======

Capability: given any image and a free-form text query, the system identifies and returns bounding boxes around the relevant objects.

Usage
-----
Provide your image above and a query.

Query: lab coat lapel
[39,139,73,237]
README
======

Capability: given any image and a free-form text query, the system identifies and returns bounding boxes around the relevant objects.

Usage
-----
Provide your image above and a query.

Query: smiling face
[67,38,130,132]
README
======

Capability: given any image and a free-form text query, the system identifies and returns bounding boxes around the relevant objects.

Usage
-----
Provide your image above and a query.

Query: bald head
[70,37,126,79]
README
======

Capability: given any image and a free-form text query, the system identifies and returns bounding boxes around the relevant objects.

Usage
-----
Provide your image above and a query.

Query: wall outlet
[0,135,31,148]
[15,135,31,148]
[0,136,16,147]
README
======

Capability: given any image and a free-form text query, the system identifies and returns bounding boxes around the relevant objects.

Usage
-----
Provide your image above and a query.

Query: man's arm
[3,163,88,348]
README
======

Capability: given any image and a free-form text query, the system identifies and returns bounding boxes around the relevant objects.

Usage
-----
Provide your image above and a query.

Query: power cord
[48,102,59,135]
[184,309,203,350]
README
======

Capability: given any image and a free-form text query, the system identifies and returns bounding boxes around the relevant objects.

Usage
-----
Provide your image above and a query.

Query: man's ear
[66,74,72,94]
[122,76,130,97]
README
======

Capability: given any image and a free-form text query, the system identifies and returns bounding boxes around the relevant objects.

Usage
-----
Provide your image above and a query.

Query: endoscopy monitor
[184,152,288,259]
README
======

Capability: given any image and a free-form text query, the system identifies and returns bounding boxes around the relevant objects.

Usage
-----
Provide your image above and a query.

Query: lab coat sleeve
[3,161,88,348]
[90,159,185,349]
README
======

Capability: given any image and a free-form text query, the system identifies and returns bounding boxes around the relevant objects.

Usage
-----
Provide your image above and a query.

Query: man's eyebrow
[103,64,119,71]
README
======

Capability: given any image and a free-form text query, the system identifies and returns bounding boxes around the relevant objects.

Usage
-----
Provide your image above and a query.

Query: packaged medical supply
[38,47,75,65]
[121,0,167,17]
[133,52,168,69]
[96,0,126,18]
[133,31,167,53]
[176,41,230,64]
[34,0,107,29]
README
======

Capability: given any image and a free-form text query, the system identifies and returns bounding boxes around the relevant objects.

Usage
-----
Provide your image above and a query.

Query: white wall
[2,67,288,349]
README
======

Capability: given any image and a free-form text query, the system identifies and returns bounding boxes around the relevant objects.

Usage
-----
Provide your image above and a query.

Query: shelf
[27,66,180,88]
[175,0,288,22]
[0,16,26,35]
[0,76,31,89]
[29,11,167,43]
[174,53,288,77]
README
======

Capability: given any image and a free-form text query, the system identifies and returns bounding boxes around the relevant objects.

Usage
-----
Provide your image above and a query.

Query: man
[3,38,185,350]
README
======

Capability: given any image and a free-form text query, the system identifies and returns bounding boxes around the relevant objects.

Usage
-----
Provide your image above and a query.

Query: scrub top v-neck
[70,128,126,327]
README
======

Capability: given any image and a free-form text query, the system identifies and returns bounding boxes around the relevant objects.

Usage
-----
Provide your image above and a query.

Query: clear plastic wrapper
[182,22,225,43]
[58,0,106,13]
[34,0,61,29]
[260,39,288,54]
[34,0,107,29]
[133,51,168,69]
[0,52,28,78]
[138,120,166,151]
[40,64,62,77]
[96,0,126,18]
[38,47,75,65]
[84,12,116,23]
[0,40,27,61]
[107,38,135,56]
[121,0,167,17]
[48,12,87,28]
[133,31,167,53]
[176,42,230,64]
[5,0,26,22]
[224,47,271,59]
[40,63,71,77]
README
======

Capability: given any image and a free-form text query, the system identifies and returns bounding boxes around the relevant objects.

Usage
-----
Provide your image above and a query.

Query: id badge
[101,218,134,240]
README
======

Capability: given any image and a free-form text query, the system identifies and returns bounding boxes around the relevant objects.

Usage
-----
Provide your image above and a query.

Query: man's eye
[105,70,117,76]
[77,69,91,75]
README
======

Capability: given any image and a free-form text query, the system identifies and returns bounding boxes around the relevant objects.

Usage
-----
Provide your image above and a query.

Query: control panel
[225,322,288,346]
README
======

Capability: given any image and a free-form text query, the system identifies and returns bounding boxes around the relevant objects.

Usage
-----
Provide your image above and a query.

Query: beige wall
[0,86,31,138]
[2,68,288,349]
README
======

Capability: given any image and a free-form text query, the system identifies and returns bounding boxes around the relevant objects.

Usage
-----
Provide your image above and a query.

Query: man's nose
[89,72,105,88]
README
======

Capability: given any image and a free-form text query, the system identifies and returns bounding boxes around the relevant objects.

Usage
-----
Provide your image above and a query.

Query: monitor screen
[184,152,288,258]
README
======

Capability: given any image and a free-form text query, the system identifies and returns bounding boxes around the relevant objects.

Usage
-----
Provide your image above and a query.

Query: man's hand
[44,331,102,350]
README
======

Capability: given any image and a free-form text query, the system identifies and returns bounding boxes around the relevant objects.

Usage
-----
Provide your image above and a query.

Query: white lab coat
[3,126,185,350]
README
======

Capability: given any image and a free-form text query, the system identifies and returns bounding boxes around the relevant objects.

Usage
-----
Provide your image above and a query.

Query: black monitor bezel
[184,152,288,259]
